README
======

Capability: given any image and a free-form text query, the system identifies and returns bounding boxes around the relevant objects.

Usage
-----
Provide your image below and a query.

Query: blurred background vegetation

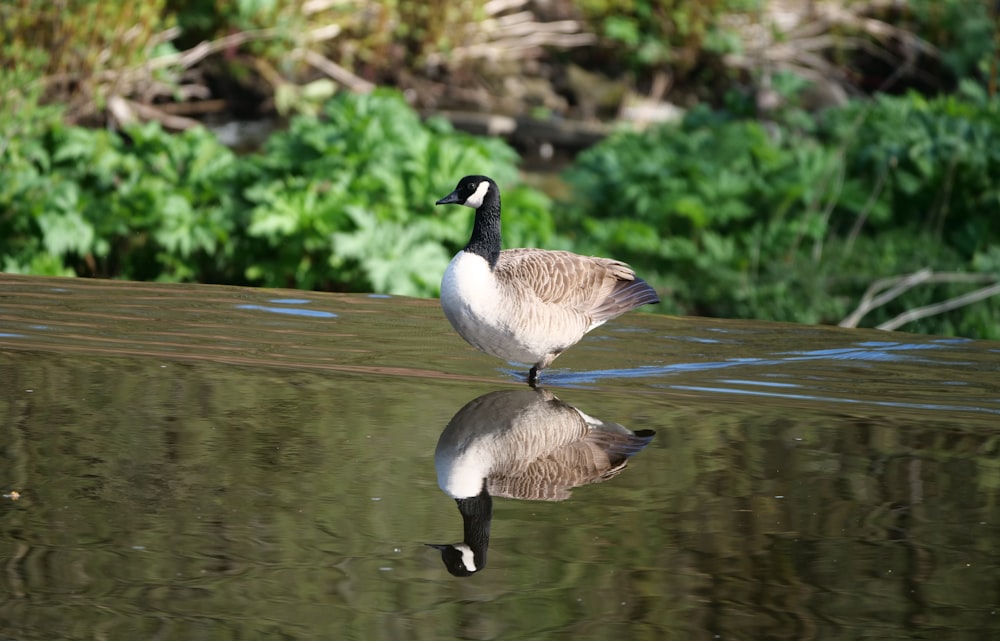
[1,0,998,338]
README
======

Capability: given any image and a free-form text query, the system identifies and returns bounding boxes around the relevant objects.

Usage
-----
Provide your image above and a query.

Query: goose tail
[593,276,660,322]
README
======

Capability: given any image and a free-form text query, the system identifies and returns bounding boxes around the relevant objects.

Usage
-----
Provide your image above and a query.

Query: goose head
[436,175,497,210]
[427,487,493,577]
[427,543,482,577]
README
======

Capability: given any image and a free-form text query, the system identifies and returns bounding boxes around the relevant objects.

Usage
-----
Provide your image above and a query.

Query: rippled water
[1,274,999,640]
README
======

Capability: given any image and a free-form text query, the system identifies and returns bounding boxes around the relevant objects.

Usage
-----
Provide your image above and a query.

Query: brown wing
[495,249,659,324]
[486,428,654,501]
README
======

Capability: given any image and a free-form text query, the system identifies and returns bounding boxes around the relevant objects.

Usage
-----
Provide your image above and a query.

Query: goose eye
[466,182,475,190]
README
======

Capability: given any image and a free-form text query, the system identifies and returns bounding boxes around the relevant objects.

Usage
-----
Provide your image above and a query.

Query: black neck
[464,192,501,270]
[456,485,493,569]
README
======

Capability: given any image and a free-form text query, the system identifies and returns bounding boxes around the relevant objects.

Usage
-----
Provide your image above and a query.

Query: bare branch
[840,270,1000,329]
[148,28,284,72]
[840,268,933,328]
[295,49,375,93]
[722,0,940,92]
[107,95,202,130]
[878,282,1000,331]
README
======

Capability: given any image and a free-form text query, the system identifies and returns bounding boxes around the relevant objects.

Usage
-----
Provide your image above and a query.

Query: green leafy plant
[0,42,68,275]
[0,89,551,295]
[818,87,1000,253]
[898,0,999,86]
[560,90,1000,338]
[0,121,241,281]
[239,89,554,295]
[0,89,553,297]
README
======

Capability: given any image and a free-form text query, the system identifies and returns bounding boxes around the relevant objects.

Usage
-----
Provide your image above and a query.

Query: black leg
[528,366,539,387]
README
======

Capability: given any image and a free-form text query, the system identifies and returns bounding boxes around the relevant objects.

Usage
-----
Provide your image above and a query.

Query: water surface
[1,274,999,640]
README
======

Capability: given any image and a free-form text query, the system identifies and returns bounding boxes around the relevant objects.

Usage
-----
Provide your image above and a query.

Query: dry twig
[840,270,1000,330]
[295,49,375,93]
[426,0,595,65]
[723,0,940,92]
[877,282,1000,331]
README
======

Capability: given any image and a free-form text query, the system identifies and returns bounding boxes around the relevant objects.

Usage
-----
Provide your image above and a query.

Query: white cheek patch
[456,543,478,572]
[464,181,491,208]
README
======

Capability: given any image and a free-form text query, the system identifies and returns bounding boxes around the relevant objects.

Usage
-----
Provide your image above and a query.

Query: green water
[1,274,999,640]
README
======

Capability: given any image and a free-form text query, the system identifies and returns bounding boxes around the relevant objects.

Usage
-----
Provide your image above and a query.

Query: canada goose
[435,175,660,386]
[428,388,655,576]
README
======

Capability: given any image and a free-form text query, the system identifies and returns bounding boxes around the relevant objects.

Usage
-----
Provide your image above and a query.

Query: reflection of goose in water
[428,388,655,576]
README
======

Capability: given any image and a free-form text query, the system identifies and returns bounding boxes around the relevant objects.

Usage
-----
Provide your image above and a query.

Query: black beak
[425,543,449,550]
[435,190,462,206]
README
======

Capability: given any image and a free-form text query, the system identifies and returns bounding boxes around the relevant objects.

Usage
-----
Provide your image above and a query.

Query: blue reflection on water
[526,337,998,415]
[719,379,801,388]
[236,304,337,319]
[670,384,1000,416]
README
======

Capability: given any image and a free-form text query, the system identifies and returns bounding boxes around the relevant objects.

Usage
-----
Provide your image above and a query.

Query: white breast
[436,435,495,499]
[441,251,543,365]
[441,251,499,326]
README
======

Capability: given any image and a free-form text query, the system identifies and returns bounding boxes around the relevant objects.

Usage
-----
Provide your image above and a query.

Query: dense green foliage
[0,91,553,296]
[905,0,999,82]
[1,121,242,281]
[239,90,554,294]
[562,84,1000,338]
[2,86,997,338]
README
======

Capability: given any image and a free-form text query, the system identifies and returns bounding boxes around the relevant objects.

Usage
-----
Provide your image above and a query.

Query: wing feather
[495,249,659,324]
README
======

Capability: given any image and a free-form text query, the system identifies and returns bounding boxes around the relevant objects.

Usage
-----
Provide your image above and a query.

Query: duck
[428,388,656,576]
[435,175,660,386]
